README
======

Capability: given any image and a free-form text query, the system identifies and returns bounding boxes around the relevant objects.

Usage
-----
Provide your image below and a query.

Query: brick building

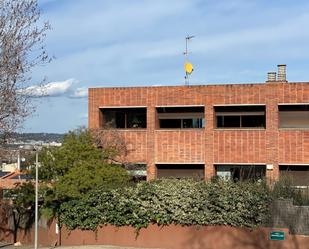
[88,65,309,185]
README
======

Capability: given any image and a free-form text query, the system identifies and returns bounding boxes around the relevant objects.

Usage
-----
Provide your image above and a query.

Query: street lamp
[34,149,38,249]
[22,145,39,249]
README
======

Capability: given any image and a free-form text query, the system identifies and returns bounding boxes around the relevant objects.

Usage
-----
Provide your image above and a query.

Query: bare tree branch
[0,0,50,136]
[90,128,129,166]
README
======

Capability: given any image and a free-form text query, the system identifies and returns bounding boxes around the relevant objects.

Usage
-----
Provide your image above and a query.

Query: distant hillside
[8,132,64,143]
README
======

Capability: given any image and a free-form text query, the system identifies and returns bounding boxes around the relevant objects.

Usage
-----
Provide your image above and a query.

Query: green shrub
[59,179,271,231]
[55,162,130,200]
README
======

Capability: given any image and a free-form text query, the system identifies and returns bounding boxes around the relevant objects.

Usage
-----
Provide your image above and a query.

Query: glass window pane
[160,119,182,128]
[242,115,265,128]
[217,116,241,128]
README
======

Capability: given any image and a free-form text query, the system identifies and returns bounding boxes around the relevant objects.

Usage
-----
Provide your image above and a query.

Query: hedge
[59,179,271,231]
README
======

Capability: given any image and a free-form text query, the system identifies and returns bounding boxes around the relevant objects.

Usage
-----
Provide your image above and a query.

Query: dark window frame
[278,104,309,129]
[156,164,205,179]
[215,164,266,182]
[215,105,266,129]
[101,107,147,129]
[279,165,309,186]
[156,106,205,129]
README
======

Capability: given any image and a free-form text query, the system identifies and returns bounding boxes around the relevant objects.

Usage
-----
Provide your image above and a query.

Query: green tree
[38,129,103,181]
[55,161,129,200]
[36,128,131,221]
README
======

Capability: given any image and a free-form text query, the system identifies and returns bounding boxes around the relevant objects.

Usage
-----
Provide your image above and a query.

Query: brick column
[146,89,156,181]
[265,83,280,183]
[205,99,215,180]
[88,89,103,129]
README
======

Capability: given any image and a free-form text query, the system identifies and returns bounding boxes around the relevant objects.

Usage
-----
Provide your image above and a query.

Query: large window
[279,165,309,187]
[101,108,147,129]
[216,164,266,181]
[157,106,205,129]
[279,105,309,128]
[156,164,204,179]
[215,105,266,128]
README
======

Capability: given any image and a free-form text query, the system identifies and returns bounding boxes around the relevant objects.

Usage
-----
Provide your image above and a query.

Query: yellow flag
[184,62,194,74]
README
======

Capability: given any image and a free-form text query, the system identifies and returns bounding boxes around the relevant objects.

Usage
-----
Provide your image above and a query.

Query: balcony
[279,104,309,129]
[100,107,147,129]
[156,164,204,179]
[156,106,205,129]
[215,164,266,181]
[214,105,266,129]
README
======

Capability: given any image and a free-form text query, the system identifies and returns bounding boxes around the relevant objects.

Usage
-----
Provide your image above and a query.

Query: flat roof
[88,81,309,90]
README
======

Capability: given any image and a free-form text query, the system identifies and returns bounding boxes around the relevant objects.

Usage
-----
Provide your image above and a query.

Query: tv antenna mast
[183,35,195,85]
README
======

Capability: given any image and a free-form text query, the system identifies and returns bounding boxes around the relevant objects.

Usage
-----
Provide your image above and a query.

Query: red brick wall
[120,130,147,163]
[47,225,309,249]
[278,131,309,164]
[5,223,309,249]
[89,82,309,180]
[213,130,266,163]
[155,130,205,163]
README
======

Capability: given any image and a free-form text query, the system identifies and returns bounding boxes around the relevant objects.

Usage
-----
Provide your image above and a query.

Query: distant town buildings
[0,134,62,197]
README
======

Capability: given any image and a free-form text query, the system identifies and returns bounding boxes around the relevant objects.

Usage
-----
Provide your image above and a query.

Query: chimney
[267,72,277,82]
[277,64,287,82]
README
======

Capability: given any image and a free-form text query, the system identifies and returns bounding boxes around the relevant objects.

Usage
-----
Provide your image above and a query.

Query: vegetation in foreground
[3,128,309,237]
[59,178,271,231]
[1,128,130,240]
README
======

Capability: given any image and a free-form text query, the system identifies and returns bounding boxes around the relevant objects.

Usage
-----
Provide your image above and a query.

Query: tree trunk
[12,212,20,243]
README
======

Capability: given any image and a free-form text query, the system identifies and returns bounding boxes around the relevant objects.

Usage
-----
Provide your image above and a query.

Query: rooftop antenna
[183,35,195,85]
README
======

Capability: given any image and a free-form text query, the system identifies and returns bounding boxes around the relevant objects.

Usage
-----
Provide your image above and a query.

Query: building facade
[88,69,309,184]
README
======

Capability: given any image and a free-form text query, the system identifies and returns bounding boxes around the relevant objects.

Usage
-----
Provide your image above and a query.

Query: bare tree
[91,128,129,165]
[0,0,50,137]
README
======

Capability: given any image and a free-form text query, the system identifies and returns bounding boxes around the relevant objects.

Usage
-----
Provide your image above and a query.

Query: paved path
[1,245,163,249]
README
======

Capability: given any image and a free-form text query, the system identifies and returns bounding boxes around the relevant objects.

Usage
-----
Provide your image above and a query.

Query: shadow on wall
[183,226,303,249]
[0,205,14,242]
[0,204,35,244]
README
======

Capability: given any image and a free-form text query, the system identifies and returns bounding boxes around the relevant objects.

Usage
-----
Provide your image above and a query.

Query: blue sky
[24,0,309,133]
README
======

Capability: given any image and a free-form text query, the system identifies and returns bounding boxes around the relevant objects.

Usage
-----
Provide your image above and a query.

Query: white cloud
[25,0,309,133]
[70,87,88,98]
[22,78,89,99]
[21,78,77,97]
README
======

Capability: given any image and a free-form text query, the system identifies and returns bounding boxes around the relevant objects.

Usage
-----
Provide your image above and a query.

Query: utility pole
[34,149,38,249]
[17,151,20,180]
[184,35,195,85]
